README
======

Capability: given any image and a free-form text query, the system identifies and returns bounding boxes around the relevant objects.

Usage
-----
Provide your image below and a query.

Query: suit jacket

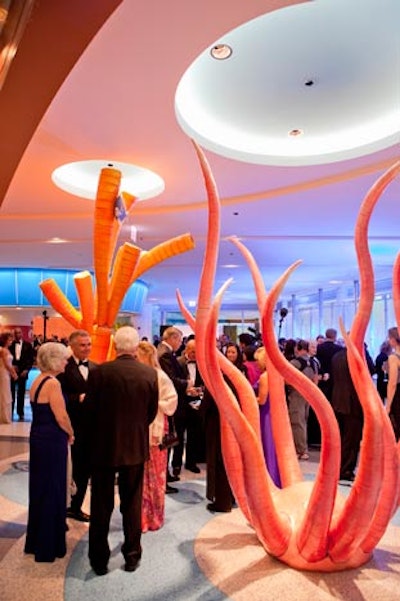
[57,356,97,431]
[331,348,362,417]
[178,357,203,386]
[85,354,158,467]
[10,339,34,375]
[157,342,188,415]
[316,340,342,375]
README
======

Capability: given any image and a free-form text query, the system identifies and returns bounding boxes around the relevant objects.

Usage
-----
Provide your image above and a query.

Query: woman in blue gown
[25,342,74,563]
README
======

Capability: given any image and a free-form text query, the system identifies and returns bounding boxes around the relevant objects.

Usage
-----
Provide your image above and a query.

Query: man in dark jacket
[316,328,342,403]
[157,326,197,488]
[331,346,373,481]
[10,327,34,420]
[85,326,158,576]
[57,329,95,522]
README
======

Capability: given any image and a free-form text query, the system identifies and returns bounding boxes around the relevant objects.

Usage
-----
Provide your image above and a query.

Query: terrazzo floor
[1,412,399,601]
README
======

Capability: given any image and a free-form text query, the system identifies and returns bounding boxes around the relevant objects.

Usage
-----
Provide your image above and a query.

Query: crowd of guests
[2,322,400,575]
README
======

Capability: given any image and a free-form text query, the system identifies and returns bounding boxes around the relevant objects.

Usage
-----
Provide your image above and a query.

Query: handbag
[159,417,179,450]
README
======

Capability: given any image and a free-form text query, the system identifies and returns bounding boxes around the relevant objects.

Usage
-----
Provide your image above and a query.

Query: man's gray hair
[162,326,182,341]
[114,326,140,353]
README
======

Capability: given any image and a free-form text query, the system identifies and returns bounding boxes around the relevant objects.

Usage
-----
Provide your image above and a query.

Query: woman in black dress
[387,327,400,441]
[25,342,74,562]
[375,340,391,402]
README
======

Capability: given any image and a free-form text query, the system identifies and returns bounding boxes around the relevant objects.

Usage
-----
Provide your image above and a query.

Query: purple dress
[259,396,281,487]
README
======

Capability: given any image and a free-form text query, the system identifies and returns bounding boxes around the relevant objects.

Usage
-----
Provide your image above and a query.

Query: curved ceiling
[0,0,399,313]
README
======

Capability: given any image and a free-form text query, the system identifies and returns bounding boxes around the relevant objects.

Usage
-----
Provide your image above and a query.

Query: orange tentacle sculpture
[227,235,302,487]
[351,161,400,353]
[40,167,195,363]
[180,142,400,571]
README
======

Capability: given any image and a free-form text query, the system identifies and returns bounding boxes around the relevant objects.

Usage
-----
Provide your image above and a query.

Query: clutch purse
[159,417,179,450]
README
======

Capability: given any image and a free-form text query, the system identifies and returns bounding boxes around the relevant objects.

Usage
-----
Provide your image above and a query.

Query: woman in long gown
[25,342,74,562]
[0,332,18,424]
[136,341,177,532]
[386,327,400,441]
[254,347,281,487]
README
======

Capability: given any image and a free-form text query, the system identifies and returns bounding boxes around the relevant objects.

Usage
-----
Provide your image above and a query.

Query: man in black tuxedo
[177,338,205,471]
[85,326,158,576]
[58,329,95,523]
[316,328,342,403]
[157,327,197,489]
[10,327,34,421]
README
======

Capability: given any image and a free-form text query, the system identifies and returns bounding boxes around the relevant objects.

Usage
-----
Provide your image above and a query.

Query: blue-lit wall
[0,268,148,313]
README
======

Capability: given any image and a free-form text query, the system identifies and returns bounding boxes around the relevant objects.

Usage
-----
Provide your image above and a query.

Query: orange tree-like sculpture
[40,166,194,362]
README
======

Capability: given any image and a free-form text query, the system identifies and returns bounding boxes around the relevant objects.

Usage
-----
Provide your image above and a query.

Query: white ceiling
[0,0,399,314]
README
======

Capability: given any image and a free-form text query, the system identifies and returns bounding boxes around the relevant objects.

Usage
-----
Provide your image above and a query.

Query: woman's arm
[47,379,74,442]
[1,349,17,380]
[257,371,269,406]
[386,354,398,412]
[157,370,178,416]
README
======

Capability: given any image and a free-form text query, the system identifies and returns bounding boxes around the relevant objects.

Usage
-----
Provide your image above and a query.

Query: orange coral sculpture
[40,166,195,362]
[178,141,400,571]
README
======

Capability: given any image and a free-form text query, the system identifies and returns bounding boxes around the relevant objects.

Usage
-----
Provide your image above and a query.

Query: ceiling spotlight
[210,44,232,60]
[289,129,304,137]
[304,79,315,87]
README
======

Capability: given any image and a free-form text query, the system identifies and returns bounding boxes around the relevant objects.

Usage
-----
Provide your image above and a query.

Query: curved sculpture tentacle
[328,323,399,561]
[262,261,342,563]
[351,161,400,352]
[180,144,400,571]
[227,234,302,487]
[203,283,291,555]
[393,252,400,332]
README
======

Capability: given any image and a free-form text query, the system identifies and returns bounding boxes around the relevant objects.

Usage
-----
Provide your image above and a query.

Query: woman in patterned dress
[136,341,177,532]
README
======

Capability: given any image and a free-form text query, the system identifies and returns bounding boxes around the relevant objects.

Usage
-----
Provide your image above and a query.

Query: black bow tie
[187,360,196,364]
[78,360,89,367]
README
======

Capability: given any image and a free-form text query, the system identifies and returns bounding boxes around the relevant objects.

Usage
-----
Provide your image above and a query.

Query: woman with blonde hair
[136,341,177,531]
[386,327,400,440]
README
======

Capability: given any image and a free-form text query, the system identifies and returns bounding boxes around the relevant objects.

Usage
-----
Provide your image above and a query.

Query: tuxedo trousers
[89,463,144,568]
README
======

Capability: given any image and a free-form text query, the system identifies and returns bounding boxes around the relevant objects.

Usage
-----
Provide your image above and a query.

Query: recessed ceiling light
[210,44,232,60]
[222,264,239,268]
[52,160,165,201]
[46,237,68,244]
[289,129,303,137]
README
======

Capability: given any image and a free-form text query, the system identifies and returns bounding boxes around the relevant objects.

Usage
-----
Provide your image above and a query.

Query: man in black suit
[316,328,342,403]
[157,327,197,489]
[57,329,95,523]
[10,327,34,421]
[85,326,158,576]
[177,338,205,471]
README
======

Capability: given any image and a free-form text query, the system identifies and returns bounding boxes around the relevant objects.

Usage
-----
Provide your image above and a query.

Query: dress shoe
[185,464,201,474]
[339,472,355,482]
[67,508,90,522]
[124,559,140,572]
[172,467,181,477]
[167,472,180,482]
[165,485,179,494]
[18,415,24,421]
[206,502,231,513]
[91,563,108,576]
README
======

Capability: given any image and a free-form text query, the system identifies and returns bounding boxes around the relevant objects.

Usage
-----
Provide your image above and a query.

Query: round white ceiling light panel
[175,0,400,166]
[52,160,165,200]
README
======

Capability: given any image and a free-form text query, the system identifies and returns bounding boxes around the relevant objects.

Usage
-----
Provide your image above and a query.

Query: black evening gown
[25,376,68,562]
